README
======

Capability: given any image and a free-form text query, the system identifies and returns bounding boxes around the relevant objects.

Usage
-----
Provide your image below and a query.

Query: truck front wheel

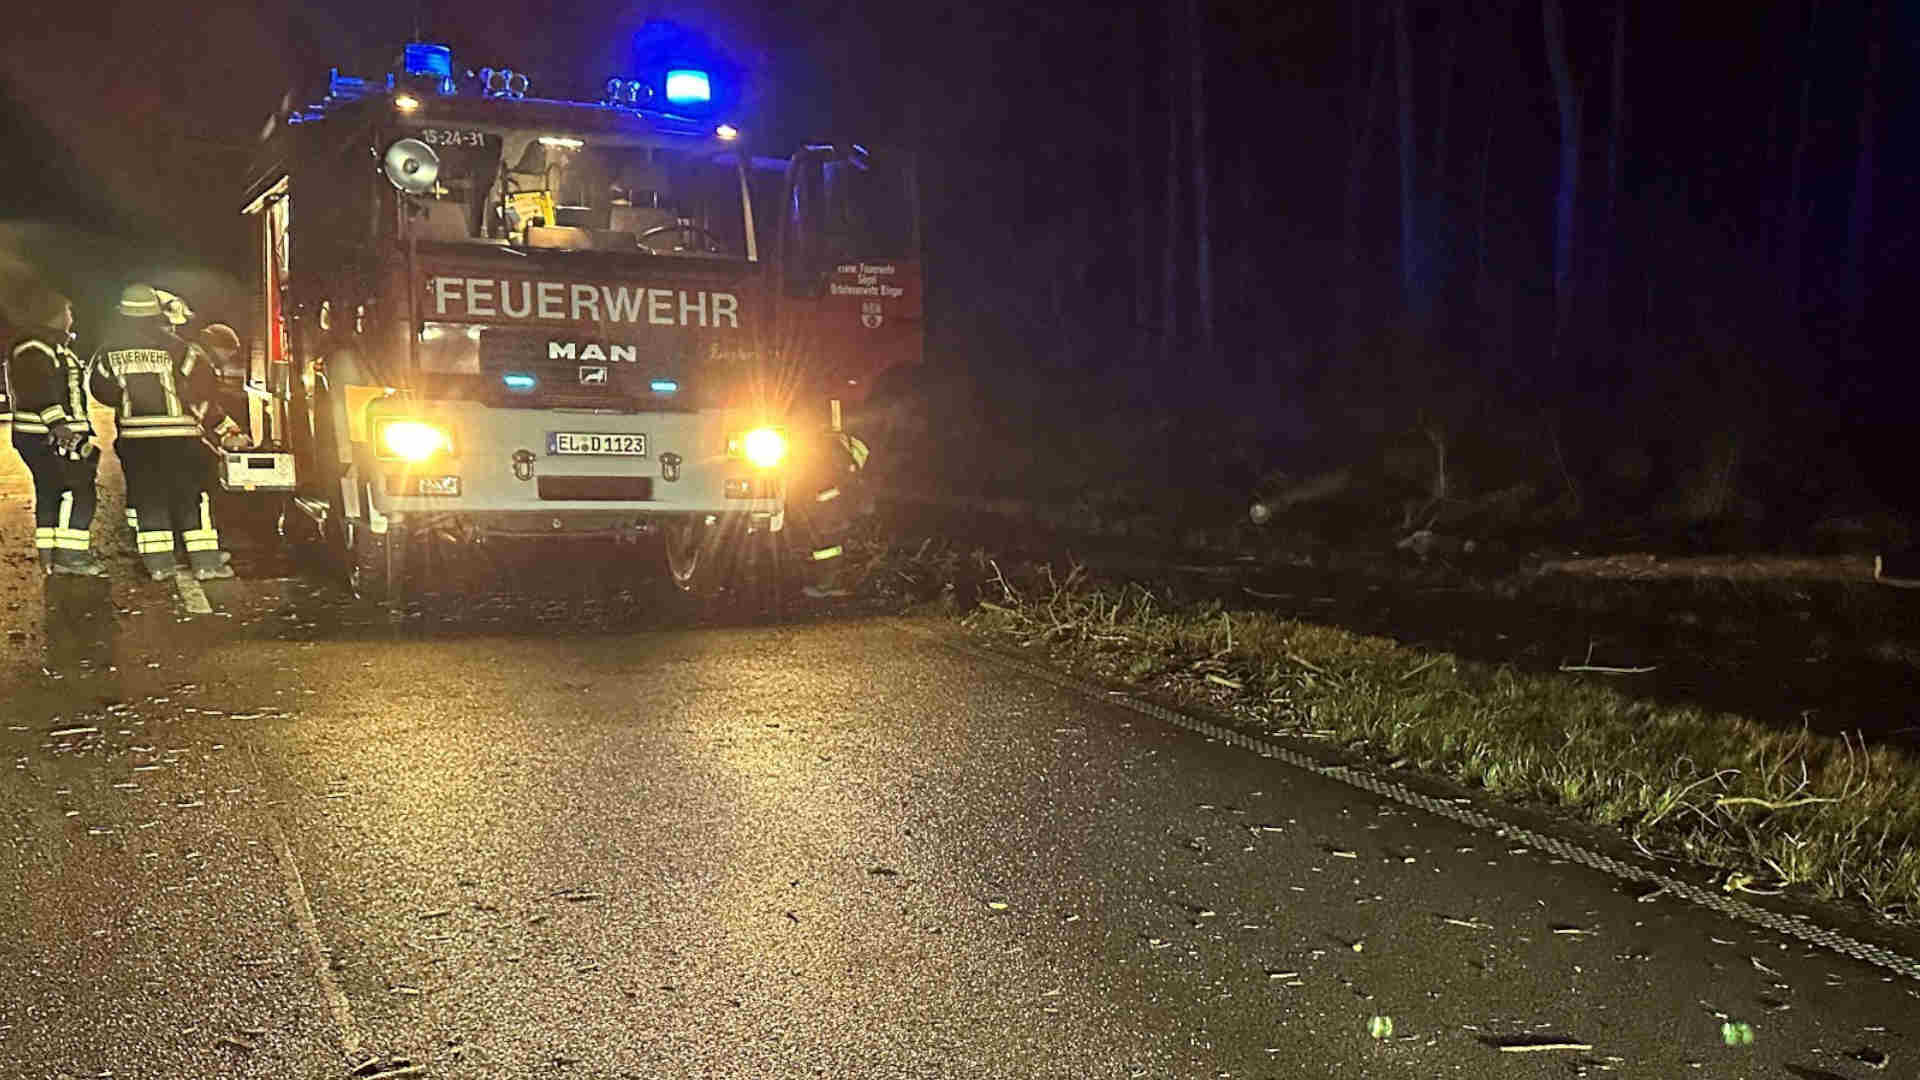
[664,517,712,592]
[350,525,405,606]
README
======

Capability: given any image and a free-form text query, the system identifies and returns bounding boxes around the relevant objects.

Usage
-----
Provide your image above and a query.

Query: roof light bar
[664,69,711,106]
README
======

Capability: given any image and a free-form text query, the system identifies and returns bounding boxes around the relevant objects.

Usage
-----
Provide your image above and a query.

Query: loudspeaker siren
[382,137,441,194]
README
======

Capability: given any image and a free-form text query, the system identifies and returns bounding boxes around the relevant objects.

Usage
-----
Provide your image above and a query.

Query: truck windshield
[405,127,747,257]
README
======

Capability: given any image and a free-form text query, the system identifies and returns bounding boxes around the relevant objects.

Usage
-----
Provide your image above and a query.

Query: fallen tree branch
[1560,641,1655,674]
[1287,652,1331,678]
[1399,655,1448,682]
[1713,795,1838,811]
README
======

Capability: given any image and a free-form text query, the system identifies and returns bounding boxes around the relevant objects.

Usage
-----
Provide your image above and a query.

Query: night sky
[4,0,1916,502]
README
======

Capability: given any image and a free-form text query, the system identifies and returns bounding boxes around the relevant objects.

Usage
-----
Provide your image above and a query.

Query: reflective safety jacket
[87,321,239,443]
[6,330,93,445]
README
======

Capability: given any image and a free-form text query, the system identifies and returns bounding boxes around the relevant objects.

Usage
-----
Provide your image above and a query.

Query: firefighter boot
[190,550,235,580]
[37,549,56,575]
[51,549,108,577]
[141,552,176,582]
[800,543,852,600]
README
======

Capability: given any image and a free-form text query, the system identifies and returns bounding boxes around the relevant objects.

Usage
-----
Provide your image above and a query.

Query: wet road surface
[3,429,1919,1079]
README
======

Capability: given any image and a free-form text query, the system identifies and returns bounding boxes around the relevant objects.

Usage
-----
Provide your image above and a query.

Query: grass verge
[852,537,1920,919]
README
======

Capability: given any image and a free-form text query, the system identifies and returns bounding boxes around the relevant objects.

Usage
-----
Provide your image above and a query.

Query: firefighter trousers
[13,437,99,561]
[119,437,223,576]
[790,432,870,589]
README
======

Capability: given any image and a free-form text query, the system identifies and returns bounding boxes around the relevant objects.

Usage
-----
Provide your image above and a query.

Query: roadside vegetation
[848,534,1920,921]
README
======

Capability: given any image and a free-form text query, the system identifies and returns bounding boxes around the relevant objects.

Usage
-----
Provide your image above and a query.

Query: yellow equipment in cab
[504,190,556,236]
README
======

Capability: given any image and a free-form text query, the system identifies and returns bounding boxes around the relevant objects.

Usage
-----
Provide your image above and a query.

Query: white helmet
[153,288,193,327]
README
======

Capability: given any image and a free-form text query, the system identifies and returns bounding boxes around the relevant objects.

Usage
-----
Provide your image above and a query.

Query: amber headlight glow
[378,419,454,462]
[728,427,787,469]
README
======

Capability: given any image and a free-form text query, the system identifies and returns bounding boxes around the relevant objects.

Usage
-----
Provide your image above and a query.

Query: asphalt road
[2,431,1918,1080]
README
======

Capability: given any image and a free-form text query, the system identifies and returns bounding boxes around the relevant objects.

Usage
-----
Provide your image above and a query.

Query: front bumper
[370,506,780,541]
[356,399,785,527]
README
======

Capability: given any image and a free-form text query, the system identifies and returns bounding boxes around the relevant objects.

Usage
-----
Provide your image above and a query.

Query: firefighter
[119,288,196,542]
[4,281,106,576]
[154,288,194,332]
[193,322,264,540]
[88,284,250,582]
[793,427,871,599]
[196,323,249,427]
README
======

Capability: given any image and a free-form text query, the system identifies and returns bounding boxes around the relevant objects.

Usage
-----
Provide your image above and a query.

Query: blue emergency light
[664,69,711,106]
[650,378,679,394]
[404,44,453,79]
[503,372,537,391]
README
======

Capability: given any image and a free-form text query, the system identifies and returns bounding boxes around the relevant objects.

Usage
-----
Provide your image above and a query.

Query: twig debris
[1496,1041,1593,1053]
[1559,642,1655,675]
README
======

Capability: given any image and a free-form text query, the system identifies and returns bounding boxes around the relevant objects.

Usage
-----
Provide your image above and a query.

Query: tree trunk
[1337,3,1390,360]
[1393,0,1418,311]
[1600,0,1626,318]
[1160,1,1182,370]
[1783,0,1820,311]
[1189,0,1214,365]
[1541,0,1581,352]
[1432,7,1461,204]
[1127,7,1151,367]
[1474,119,1494,283]
[1844,0,1883,335]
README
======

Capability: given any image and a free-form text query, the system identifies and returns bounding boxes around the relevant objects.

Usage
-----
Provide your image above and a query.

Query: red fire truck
[233,41,919,600]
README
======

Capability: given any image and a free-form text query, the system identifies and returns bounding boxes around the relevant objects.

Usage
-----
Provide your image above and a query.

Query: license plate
[547,432,647,456]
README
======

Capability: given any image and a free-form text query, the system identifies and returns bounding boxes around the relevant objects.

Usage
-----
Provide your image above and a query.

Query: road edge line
[263,805,365,1059]
[893,618,1920,983]
[173,568,213,615]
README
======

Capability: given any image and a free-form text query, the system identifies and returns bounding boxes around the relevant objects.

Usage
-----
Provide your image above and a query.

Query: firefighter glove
[48,421,91,459]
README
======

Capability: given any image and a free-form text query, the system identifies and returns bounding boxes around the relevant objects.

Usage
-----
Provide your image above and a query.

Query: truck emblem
[860,313,884,329]
[579,365,608,385]
[512,448,535,481]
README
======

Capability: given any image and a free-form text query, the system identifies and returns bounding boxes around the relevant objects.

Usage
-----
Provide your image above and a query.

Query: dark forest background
[4,0,1917,542]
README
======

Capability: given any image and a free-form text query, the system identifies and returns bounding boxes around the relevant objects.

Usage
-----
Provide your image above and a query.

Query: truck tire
[350,526,405,606]
[746,526,796,619]
[664,515,790,618]
[664,516,713,593]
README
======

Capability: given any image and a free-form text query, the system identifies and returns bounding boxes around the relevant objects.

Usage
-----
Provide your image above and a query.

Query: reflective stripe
[198,492,213,534]
[11,418,50,433]
[843,435,870,469]
[117,426,201,439]
[54,528,91,551]
[125,508,138,528]
[119,414,196,426]
[38,405,67,423]
[56,491,73,531]
[810,545,843,562]
[183,537,220,552]
[136,531,175,554]
[815,487,841,503]
[33,527,55,551]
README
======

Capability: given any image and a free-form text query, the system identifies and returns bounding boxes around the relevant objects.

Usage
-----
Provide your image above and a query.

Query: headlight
[378,419,453,461]
[736,427,787,469]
